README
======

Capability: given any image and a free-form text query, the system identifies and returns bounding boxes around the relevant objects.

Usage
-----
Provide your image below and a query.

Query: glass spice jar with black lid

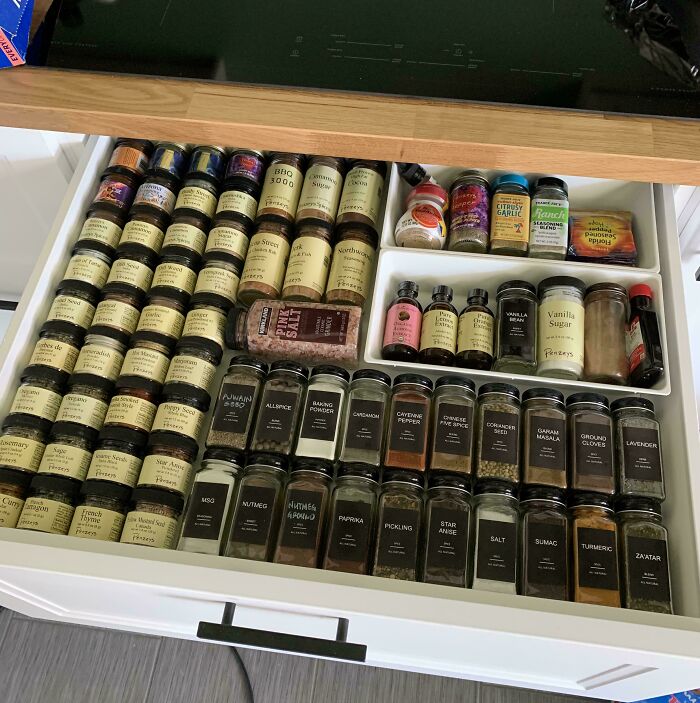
[86,425,147,488]
[164,342,220,407]
[147,142,189,181]
[103,381,158,439]
[191,257,242,311]
[180,306,227,362]
[7,374,63,434]
[117,211,169,260]
[336,160,387,236]
[186,145,227,185]
[0,419,47,475]
[216,181,261,231]
[418,285,458,367]
[281,223,333,303]
[53,380,111,442]
[57,248,112,302]
[103,138,153,180]
[149,252,200,307]
[42,289,97,343]
[37,425,94,482]
[75,210,124,259]
[132,295,186,356]
[295,155,345,227]
[224,149,266,191]
[132,174,180,220]
[87,293,140,347]
[382,281,423,363]
[174,177,219,224]
[120,486,184,549]
[24,329,81,386]
[88,173,138,220]
[161,213,209,262]
[118,346,171,396]
[137,432,197,496]
[151,389,209,455]
[522,388,567,489]
[0,466,32,528]
[256,152,306,223]
[71,333,126,389]
[494,280,538,374]
[68,479,131,542]
[204,214,251,270]
[16,473,80,534]
[324,225,377,308]
[103,250,156,308]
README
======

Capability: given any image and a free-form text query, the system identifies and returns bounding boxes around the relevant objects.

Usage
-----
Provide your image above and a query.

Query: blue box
[0,0,32,68]
[630,691,700,703]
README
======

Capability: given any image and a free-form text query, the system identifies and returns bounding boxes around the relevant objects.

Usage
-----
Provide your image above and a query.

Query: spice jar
[519,486,569,600]
[7,375,63,433]
[89,294,141,346]
[337,160,386,235]
[137,433,197,496]
[382,281,422,362]
[281,224,333,302]
[54,381,111,440]
[489,173,530,256]
[24,329,81,386]
[120,487,184,549]
[273,459,333,568]
[256,152,306,223]
[371,470,424,581]
[16,474,79,534]
[617,496,672,614]
[162,214,209,261]
[324,226,377,307]
[164,343,219,408]
[118,346,170,395]
[522,388,567,488]
[0,467,32,528]
[150,253,199,307]
[43,291,97,342]
[205,215,250,270]
[103,252,156,308]
[216,182,260,231]
[475,383,520,484]
[104,138,153,180]
[148,142,189,181]
[295,155,345,226]
[117,211,168,260]
[178,448,242,555]
[132,295,186,355]
[418,285,458,366]
[570,492,620,606]
[68,480,131,542]
[568,393,615,495]
[71,333,126,388]
[323,462,378,574]
[75,211,124,258]
[456,288,494,370]
[88,174,137,219]
[151,391,208,455]
[103,382,158,438]
[612,397,664,500]
[57,248,112,302]
[528,177,569,260]
[470,479,518,593]
[448,170,490,253]
[173,177,219,222]
[394,183,448,250]
[191,257,242,311]
[226,453,288,561]
[181,307,227,362]
[132,175,179,219]
[384,374,432,472]
[422,473,471,588]
[584,283,629,385]
[86,426,146,488]
[187,145,227,184]
[295,365,349,461]
[0,421,47,474]
[249,361,308,456]
[494,280,538,374]
[338,369,391,466]
[224,149,266,191]
[37,426,93,481]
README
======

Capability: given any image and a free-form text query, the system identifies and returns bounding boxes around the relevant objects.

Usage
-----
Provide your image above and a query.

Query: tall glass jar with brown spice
[256,153,306,223]
[295,156,345,226]
[324,226,377,307]
[281,224,333,302]
[522,388,567,488]
[336,160,386,236]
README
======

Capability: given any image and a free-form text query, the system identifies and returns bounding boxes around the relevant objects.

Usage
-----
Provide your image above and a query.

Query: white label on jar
[182,308,226,346]
[282,236,331,295]
[537,298,584,368]
[46,295,96,329]
[134,182,177,215]
[194,266,240,303]
[106,258,154,292]
[121,347,170,384]
[87,449,142,487]
[38,442,92,481]
[0,494,24,528]
[63,254,110,289]
[530,198,569,250]
[337,167,384,225]
[297,164,343,219]
[394,200,447,249]
[136,305,185,339]
[153,262,197,295]
[152,402,204,440]
[120,511,178,548]
[93,299,140,335]
[163,222,207,255]
[205,225,249,260]
[216,189,258,220]
[138,454,193,494]
[74,344,124,381]
[165,355,216,391]
[29,339,79,374]
[16,498,74,534]
[240,232,290,293]
[175,186,217,218]
[119,219,165,251]
[0,435,44,472]
[56,394,109,431]
[257,164,303,219]
[419,309,458,353]
[325,239,375,300]
[105,395,157,433]
[69,505,125,541]
[10,386,62,422]
[77,217,122,249]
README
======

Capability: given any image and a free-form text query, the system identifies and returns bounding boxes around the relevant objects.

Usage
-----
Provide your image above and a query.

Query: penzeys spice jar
[120,487,184,549]
[164,343,220,408]
[86,426,146,488]
[68,480,131,542]
[7,374,63,434]
[117,211,168,260]
[336,160,386,236]
[256,152,306,223]
[281,224,333,303]
[324,225,377,308]
[0,420,47,475]
[132,295,186,356]
[37,426,94,482]
[522,388,567,489]
[16,474,80,535]
[43,290,97,344]
[191,257,242,312]
[295,155,345,226]
[103,382,158,439]
[137,433,197,496]
[150,390,209,456]
[0,467,32,528]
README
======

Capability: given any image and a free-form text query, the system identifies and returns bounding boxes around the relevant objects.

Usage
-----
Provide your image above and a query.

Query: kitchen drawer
[0,136,699,702]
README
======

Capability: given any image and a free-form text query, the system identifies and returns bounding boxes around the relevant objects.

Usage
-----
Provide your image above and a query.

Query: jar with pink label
[382,281,423,362]
[394,184,448,250]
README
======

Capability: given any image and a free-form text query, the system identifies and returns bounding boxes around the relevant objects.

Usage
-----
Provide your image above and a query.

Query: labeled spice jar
[224,149,266,190]
[448,170,490,253]
[57,248,112,301]
[422,473,471,587]
[7,375,63,433]
[71,334,126,388]
[627,284,664,388]
[132,175,179,219]
[88,174,137,218]
[132,295,186,355]
[103,252,156,307]
[584,283,629,385]
[281,224,333,302]
[494,280,538,374]
[617,496,672,613]
[394,183,448,250]
[178,448,242,555]
[295,155,345,226]
[205,215,250,269]
[256,152,306,223]
[324,225,377,307]
[42,291,97,343]
[16,474,79,534]
[186,145,227,184]
[475,383,520,484]
[68,480,131,542]
[119,346,171,395]
[537,276,585,380]
[528,177,569,260]
[456,288,494,370]
[0,421,47,474]
[418,285,458,366]
[89,294,141,346]
[86,426,146,488]
[148,142,189,181]
[164,343,219,407]
[191,257,241,311]
[181,307,227,361]
[174,177,219,222]
[382,280,422,362]
[227,299,361,365]
[471,479,518,593]
[612,397,664,500]
[149,253,199,307]
[37,426,93,481]
[75,211,124,258]
[519,486,569,600]
[0,467,31,527]
[273,459,333,568]
[54,381,111,440]
[429,376,476,475]
[120,487,184,549]
[151,391,208,455]
[103,383,158,438]
[249,361,308,456]
[138,433,197,496]
[570,492,620,606]
[384,374,432,472]
[568,393,615,495]
[337,160,386,235]
[522,388,567,488]
[24,329,81,385]
[117,211,168,260]
[489,173,530,256]
[323,462,378,574]
[104,138,153,180]
[338,369,391,466]
[162,214,209,260]
[372,470,424,581]
[216,182,260,231]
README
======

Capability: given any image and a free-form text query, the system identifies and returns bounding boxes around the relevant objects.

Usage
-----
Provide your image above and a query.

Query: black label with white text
[626,536,670,603]
[622,427,662,483]
[574,421,613,477]
[211,383,255,435]
[577,527,619,590]
[326,500,373,563]
[434,403,473,457]
[425,507,469,571]
[389,401,428,455]
[299,390,341,443]
[181,482,229,540]
[344,399,384,452]
[230,485,276,546]
[480,410,518,464]
[528,416,565,470]
[476,519,516,583]
[280,488,325,550]
[375,506,420,570]
[526,521,567,587]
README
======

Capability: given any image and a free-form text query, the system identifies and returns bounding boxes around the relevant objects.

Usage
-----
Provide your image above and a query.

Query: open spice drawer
[0,136,699,702]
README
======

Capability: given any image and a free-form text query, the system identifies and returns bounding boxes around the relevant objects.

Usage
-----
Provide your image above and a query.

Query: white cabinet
[0,136,699,702]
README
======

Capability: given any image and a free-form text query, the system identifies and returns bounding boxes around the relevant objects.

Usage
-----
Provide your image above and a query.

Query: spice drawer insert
[0,137,699,702]
[381,163,660,273]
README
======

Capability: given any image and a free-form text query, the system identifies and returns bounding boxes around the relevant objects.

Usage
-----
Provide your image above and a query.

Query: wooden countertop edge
[1,67,698,184]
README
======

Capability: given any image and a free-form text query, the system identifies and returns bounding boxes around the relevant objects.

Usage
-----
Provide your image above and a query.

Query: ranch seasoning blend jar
[489,173,530,256]
[528,177,569,259]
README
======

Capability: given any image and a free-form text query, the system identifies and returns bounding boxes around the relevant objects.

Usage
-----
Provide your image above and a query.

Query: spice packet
[568,210,638,266]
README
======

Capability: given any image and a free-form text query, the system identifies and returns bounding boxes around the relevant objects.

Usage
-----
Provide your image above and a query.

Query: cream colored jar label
[106,259,154,292]
[10,386,62,422]
[138,454,193,493]
[136,305,185,339]
[69,505,125,541]
[93,299,140,335]
[74,344,124,381]
[38,443,92,481]
[297,164,343,219]
[537,298,584,366]
[0,436,44,472]
[121,347,170,384]
[206,225,249,259]
[163,222,207,255]
[153,402,204,440]
[121,511,178,548]
[419,309,458,353]
[240,233,290,293]
[325,239,374,299]
[194,266,240,303]
[0,494,24,528]
[175,186,217,218]
[257,164,303,218]
[30,339,79,374]
[283,236,331,295]
[47,295,95,329]
[105,395,157,433]
[120,219,165,251]
[457,311,494,355]
[77,217,122,249]
[182,309,226,346]
[338,167,384,225]
[64,254,110,289]
[216,189,258,220]
[87,449,142,487]
[17,498,74,534]
[56,394,109,430]
[165,355,216,391]
[153,262,197,295]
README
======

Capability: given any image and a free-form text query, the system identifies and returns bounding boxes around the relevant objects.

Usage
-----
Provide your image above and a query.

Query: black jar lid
[1,413,47,435]
[611,396,655,413]
[114,373,163,399]
[30,473,81,499]
[130,486,184,512]
[19,363,69,390]
[202,447,245,467]
[467,287,489,302]
[522,387,565,405]
[310,365,350,383]
[245,453,288,473]
[39,319,88,345]
[393,373,432,390]
[497,280,536,297]
[227,355,268,375]
[269,360,308,379]
[98,424,150,448]
[0,467,32,490]
[338,462,379,482]
[616,496,662,515]
[383,469,424,488]
[432,284,453,300]
[533,176,568,195]
[428,472,471,493]
[162,380,211,411]
[146,431,198,463]
[569,491,613,511]
[520,485,566,505]
[435,375,476,393]
[81,478,131,502]
[48,422,96,446]
[68,372,117,395]
[474,479,517,498]
[397,280,419,295]
[291,458,334,477]
[351,369,391,386]
[537,276,586,298]
[566,392,609,409]
[478,382,520,400]
[585,282,628,297]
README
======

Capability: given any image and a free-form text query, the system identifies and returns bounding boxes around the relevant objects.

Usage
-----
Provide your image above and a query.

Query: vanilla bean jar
[120,487,184,549]
[494,280,538,374]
